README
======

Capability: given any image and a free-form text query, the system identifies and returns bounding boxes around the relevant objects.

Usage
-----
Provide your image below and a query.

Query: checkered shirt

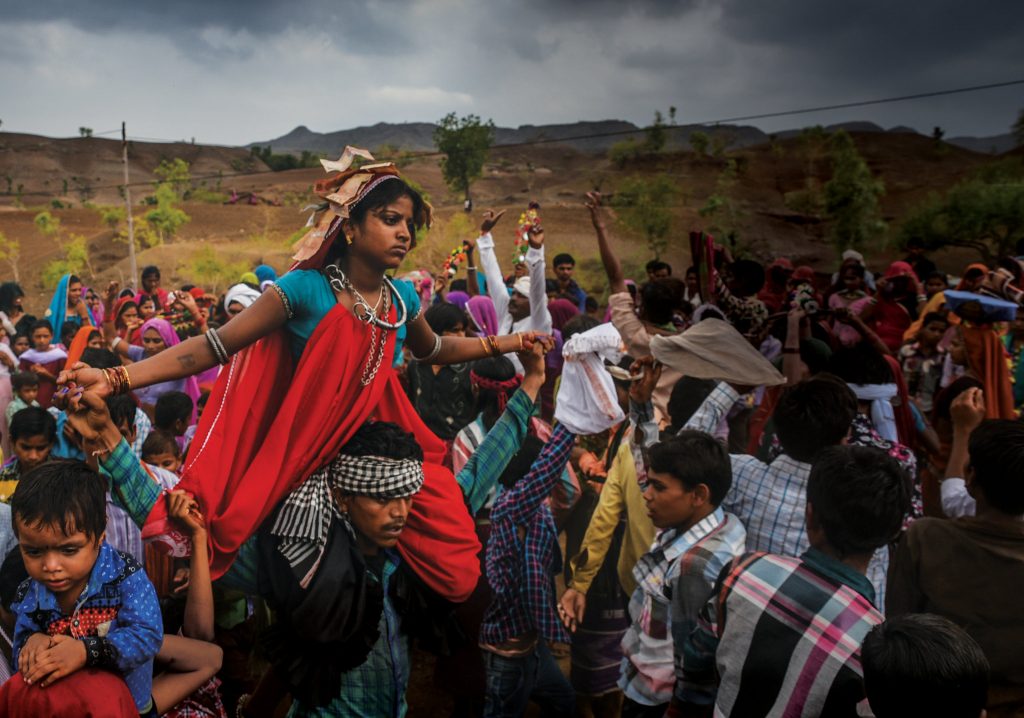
[481,424,575,646]
[618,508,747,707]
[685,383,813,556]
[681,549,880,716]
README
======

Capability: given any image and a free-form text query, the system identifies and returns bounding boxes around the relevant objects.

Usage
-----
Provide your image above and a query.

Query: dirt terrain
[0,130,1010,314]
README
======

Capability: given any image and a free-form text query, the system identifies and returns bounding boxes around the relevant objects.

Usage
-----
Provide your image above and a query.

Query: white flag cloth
[849,383,899,442]
[554,323,626,435]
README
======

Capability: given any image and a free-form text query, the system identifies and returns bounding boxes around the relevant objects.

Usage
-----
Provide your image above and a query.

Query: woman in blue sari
[47,274,94,334]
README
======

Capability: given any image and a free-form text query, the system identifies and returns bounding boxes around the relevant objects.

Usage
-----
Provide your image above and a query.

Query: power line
[10,77,1023,198]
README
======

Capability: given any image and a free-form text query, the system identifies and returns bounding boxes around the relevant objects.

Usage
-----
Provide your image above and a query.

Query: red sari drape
[142,300,481,602]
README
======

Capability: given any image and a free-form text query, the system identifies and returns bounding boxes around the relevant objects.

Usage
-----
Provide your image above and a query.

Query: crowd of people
[0,150,1020,718]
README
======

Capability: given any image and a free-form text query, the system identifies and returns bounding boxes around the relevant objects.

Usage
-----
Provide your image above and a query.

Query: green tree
[78,127,93,138]
[899,178,1024,264]
[34,210,62,243]
[42,235,91,287]
[433,113,495,201]
[689,131,709,156]
[644,110,667,153]
[823,131,886,251]
[608,138,641,168]
[97,205,125,231]
[612,174,678,259]
[0,231,21,282]
[145,183,190,244]
[184,246,249,294]
[153,158,192,198]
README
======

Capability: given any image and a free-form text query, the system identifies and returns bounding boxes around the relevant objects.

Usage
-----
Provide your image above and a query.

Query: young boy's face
[31,327,52,352]
[12,336,29,355]
[918,320,947,348]
[16,383,39,405]
[642,470,707,530]
[17,519,102,607]
[14,434,52,473]
[145,452,182,474]
[925,276,947,296]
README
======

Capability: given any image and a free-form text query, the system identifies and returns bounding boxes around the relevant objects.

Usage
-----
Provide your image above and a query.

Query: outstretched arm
[62,288,289,398]
[525,226,552,335]
[587,192,627,295]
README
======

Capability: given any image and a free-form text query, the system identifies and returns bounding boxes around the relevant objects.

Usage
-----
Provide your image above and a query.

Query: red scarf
[142,299,481,602]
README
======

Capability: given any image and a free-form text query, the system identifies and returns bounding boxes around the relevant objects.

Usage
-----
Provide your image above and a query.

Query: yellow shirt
[567,441,656,597]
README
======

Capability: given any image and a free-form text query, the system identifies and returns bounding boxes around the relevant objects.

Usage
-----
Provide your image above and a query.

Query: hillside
[250,119,1015,156]
[0,128,1014,316]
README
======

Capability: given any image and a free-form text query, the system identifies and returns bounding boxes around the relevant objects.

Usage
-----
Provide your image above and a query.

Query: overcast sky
[2,0,1022,146]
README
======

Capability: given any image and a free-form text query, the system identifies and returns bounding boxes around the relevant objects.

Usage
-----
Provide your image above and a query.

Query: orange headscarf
[957,263,989,291]
[65,324,98,367]
[961,324,1015,419]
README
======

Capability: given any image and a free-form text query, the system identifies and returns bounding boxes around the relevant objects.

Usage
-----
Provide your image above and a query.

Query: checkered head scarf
[271,453,424,588]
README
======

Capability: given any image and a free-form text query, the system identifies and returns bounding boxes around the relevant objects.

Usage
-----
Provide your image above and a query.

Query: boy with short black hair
[5,372,40,427]
[153,391,193,454]
[17,320,66,409]
[0,407,57,502]
[10,460,163,714]
[888,407,1024,714]
[680,445,909,716]
[862,613,989,718]
[613,431,746,717]
[141,430,183,474]
[685,373,858,556]
[899,310,949,413]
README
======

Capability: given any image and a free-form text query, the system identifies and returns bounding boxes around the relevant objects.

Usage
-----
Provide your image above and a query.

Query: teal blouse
[275,270,421,365]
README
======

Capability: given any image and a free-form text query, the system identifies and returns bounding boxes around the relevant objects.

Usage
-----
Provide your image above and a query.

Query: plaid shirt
[481,424,574,646]
[686,383,812,556]
[681,549,880,717]
[454,398,577,517]
[618,508,747,707]
[289,553,410,718]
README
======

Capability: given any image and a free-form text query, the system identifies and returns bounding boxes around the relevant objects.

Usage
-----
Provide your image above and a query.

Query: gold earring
[346,234,353,245]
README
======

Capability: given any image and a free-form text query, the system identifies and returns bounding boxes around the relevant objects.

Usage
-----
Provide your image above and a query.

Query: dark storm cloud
[2,0,417,55]
[1,0,1021,142]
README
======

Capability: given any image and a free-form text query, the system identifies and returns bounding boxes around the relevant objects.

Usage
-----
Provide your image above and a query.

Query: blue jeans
[483,641,575,717]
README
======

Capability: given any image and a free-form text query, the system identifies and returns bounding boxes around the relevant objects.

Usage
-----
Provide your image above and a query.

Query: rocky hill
[250,119,1016,156]
[0,126,1017,315]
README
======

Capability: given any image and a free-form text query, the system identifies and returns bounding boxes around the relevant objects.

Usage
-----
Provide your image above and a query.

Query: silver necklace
[324,264,407,330]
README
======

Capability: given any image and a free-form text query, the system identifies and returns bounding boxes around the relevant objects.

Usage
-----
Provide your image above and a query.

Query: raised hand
[628,356,663,405]
[951,387,986,433]
[58,386,115,443]
[527,224,545,249]
[480,209,506,235]
[516,333,553,379]
[58,362,112,399]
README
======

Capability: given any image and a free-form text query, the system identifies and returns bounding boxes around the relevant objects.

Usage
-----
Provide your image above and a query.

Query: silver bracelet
[206,327,230,365]
[413,333,443,362]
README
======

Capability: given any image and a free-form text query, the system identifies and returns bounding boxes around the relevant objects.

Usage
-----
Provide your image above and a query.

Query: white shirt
[941,477,976,518]
[476,232,552,371]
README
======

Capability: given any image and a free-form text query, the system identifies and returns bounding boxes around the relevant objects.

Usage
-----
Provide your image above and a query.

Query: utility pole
[121,121,137,289]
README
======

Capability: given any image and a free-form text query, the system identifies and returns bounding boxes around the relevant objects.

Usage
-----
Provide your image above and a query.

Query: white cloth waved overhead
[555,323,626,435]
